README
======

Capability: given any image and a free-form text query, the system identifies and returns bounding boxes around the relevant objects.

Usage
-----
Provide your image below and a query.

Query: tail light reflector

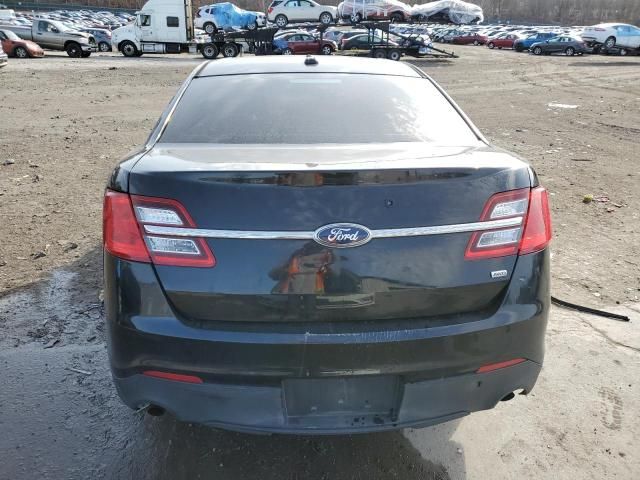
[103,190,215,268]
[143,370,204,384]
[476,358,526,373]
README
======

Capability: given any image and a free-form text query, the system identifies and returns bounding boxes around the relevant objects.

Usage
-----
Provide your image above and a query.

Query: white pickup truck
[1,18,96,57]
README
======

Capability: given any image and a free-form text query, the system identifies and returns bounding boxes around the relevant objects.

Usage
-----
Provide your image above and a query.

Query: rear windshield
[159,73,479,145]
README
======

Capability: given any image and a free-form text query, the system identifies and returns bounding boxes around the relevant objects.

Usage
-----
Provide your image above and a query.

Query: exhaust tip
[500,392,516,402]
[147,405,165,417]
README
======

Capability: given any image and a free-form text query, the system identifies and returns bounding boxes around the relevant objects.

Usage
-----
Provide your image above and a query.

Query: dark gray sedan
[103,56,552,434]
[530,35,587,56]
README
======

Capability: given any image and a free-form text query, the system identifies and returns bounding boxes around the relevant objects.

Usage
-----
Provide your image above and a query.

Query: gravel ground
[0,47,639,479]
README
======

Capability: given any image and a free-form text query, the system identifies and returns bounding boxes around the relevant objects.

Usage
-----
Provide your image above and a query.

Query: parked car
[337,0,411,23]
[80,27,111,52]
[0,28,44,57]
[581,23,640,49]
[487,33,521,49]
[530,35,587,56]
[513,32,556,52]
[0,40,7,67]
[103,56,552,434]
[339,32,399,50]
[194,2,266,34]
[411,0,483,25]
[267,0,337,28]
[1,19,96,57]
[452,32,487,45]
[273,31,337,54]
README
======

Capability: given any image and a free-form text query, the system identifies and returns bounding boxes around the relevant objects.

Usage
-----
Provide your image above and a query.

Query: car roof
[196,56,421,78]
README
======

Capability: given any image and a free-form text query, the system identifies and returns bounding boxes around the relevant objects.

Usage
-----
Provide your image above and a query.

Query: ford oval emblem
[313,223,372,248]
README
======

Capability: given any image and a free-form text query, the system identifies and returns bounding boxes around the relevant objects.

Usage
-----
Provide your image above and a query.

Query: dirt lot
[0,47,639,479]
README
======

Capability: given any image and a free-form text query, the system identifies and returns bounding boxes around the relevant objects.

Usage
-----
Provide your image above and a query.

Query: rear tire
[532,46,542,55]
[319,12,333,25]
[65,42,82,58]
[81,51,91,57]
[565,46,575,56]
[275,14,288,28]
[387,49,401,61]
[222,42,239,58]
[372,48,386,59]
[321,44,333,55]
[201,43,219,59]
[350,13,362,24]
[473,40,479,46]
[98,41,111,52]
[604,36,616,49]
[204,22,216,35]
[282,47,292,55]
[619,48,628,56]
[120,40,138,57]
[515,44,523,52]
[488,42,495,49]
[14,46,28,58]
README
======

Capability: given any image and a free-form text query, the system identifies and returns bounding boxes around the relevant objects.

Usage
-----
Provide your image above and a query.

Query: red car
[275,32,337,55]
[452,33,488,46]
[487,33,522,50]
[0,29,44,58]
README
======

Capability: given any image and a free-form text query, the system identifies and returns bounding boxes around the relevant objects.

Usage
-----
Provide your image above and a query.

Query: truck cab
[111,0,195,56]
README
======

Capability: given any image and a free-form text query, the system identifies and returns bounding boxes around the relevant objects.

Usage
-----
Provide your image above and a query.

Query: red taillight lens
[268,7,273,13]
[465,188,529,260]
[519,186,552,255]
[143,370,204,384]
[103,189,215,268]
[103,190,151,263]
[465,187,551,260]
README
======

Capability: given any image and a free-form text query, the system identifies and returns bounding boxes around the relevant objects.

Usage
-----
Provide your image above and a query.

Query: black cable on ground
[551,296,630,322]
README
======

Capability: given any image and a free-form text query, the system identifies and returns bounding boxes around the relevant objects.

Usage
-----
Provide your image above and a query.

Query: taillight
[465,187,551,260]
[519,186,552,255]
[103,190,215,268]
[268,7,273,13]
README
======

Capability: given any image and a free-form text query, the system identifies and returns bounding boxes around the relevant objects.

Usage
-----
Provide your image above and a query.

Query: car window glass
[38,21,48,32]
[166,16,179,27]
[141,15,151,26]
[300,1,313,6]
[0,32,5,40]
[161,73,480,145]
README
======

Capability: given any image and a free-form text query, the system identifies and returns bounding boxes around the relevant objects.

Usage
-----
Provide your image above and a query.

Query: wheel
[515,44,523,52]
[282,47,292,55]
[65,42,82,57]
[81,51,91,57]
[387,49,401,61]
[321,44,333,55]
[532,46,542,55]
[372,49,386,59]
[604,36,616,49]
[350,12,362,24]
[275,14,288,28]
[222,42,239,58]
[488,42,495,49]
[619,48,628,56]
[319,12,333,25]
[389,12,403,23]
[246,21,257,31]
[498,46,503,49]
[120,40,138,57]
[201,43,219,59]
[592,45,601,54]
[14,46,28,58]
[204,22,216,35]
[565,46,575,56]
[98,41,111,52]
[473,40,479,46]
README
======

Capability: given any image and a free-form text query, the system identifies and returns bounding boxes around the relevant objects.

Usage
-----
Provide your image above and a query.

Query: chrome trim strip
[143,217,523,240]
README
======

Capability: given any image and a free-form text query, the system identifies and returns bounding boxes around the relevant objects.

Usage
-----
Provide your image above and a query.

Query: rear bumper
[114,360,541,434]
[105,249,550,433]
